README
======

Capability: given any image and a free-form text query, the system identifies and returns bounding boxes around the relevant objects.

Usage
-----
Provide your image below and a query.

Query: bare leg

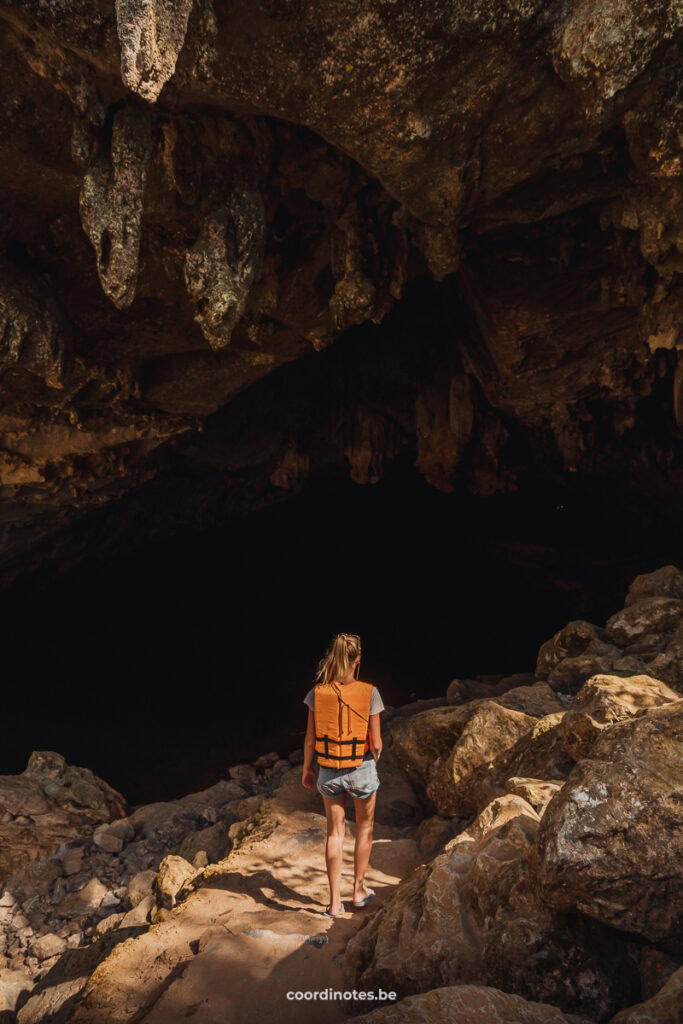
[322,794,347,914]
[351,790,376,902]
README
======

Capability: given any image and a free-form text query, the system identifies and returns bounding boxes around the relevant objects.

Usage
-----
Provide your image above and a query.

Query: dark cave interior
[2,451,680,806]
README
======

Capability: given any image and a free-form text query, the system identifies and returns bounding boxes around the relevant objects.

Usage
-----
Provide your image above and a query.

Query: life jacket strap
[316,750,367,761]
[316,735,364,745]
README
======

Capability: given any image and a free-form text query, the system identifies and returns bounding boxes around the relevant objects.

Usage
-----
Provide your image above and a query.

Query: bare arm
[303,708,316,773]
[368,712,382,761]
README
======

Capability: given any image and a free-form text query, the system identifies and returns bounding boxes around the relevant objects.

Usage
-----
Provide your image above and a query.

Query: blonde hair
[314,633,362,687]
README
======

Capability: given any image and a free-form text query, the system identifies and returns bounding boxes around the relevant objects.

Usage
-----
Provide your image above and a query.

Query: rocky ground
[1,564,682,1022]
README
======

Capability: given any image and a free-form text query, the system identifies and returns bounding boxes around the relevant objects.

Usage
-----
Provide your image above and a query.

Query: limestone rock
[637,946,682,1002]
[115,0,194,103]
[29,933,67,961]
[446,673,537,707]
[0,967,33,1014]
[227,764,259,787]
[493,683,564,719]
[79,104,152,309]
[153,854,196,910]
[415,815,468,860]
[127,777,245,839]
[0,260,72,397]
[0,751,127,882]
[92,824,123,854]
[177,821,232,865]
[533,700,683,953]
[94,912,125,937]
[425,702,536,816]
[624,566,683,608]
[610,966,683,1024]
[120,893,154,928]
[536,621,606,681]
[345,794,639,1020]
[605,596,683,647]
[504,778,564,816]
[388,704,479,790]
[458,712,575,816]
[127,869,156,908]
[56,878,108,919]
[183,186,266,350]
[349,984,596,1023]
[59,847,84,876]
[561,673,681,759]
[498,713,575,783]
[546,645,649,696]
[552,0,682,117]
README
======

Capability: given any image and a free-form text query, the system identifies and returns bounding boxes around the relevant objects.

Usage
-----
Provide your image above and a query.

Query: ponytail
[314,632,361,687]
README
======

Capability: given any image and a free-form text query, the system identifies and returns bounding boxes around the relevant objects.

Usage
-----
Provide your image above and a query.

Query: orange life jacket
[313,679,373,768]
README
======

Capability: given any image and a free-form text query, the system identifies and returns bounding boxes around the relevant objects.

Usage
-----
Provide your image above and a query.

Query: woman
[301,633,384,917]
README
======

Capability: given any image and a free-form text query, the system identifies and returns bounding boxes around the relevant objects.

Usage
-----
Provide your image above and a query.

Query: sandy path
[61,760,423,1024]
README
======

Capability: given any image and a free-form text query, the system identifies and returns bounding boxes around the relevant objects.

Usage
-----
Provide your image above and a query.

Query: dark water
[2,462,680,805]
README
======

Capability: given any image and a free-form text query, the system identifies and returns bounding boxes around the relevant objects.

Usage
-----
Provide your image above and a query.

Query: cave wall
[0,0,681,577]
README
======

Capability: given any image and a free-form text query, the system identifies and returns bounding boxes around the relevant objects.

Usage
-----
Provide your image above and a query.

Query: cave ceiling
[0,0,681,580]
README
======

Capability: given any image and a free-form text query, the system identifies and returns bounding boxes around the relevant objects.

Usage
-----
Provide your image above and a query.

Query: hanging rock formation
[115,0,195,103]
[79,104,153,309]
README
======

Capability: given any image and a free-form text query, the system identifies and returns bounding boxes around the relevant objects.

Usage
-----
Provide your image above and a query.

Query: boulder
[536,621,607,681]
[533,700,683,953]
[120,893,154,927]
[252,752,279,769]
[623,566,683,608]
[425,702,535,816]
[561,674,680,759]
[55,878,108,919]
[126,869,156,908]
[59,847,85,876]
[127,778,246,837]
[610,966,683,1024]
[94,912,125,937]
[92,824,123,854]
[153,855,196,910]
[461,714,574,815]
[389,704,484,790]
[348,984,596,1023]
[546,646,648,697]
[415,815,468,859]
[228,764,259,787]
[177,821,232,865]
[605,596,683,647]
[636,946,681,1001]
[498,713,575,781]
[446,673,536,707]
[642,621,683,691]
[29,933,67,961]
[0,967,33,1014]
[493,683,563,719]
[345,794,639,1021]
[504,778,564,816]
[2,857,63,902]
[0,751,127,881]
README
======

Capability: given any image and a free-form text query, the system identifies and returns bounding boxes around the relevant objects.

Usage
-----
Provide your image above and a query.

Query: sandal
[323,902,345,917]
[352,887,376,907]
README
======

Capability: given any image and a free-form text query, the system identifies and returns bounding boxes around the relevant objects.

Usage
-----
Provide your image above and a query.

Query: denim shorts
[317,757,380,799]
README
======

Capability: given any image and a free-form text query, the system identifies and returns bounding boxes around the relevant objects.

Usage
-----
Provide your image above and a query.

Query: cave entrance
[2,459,680,805]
